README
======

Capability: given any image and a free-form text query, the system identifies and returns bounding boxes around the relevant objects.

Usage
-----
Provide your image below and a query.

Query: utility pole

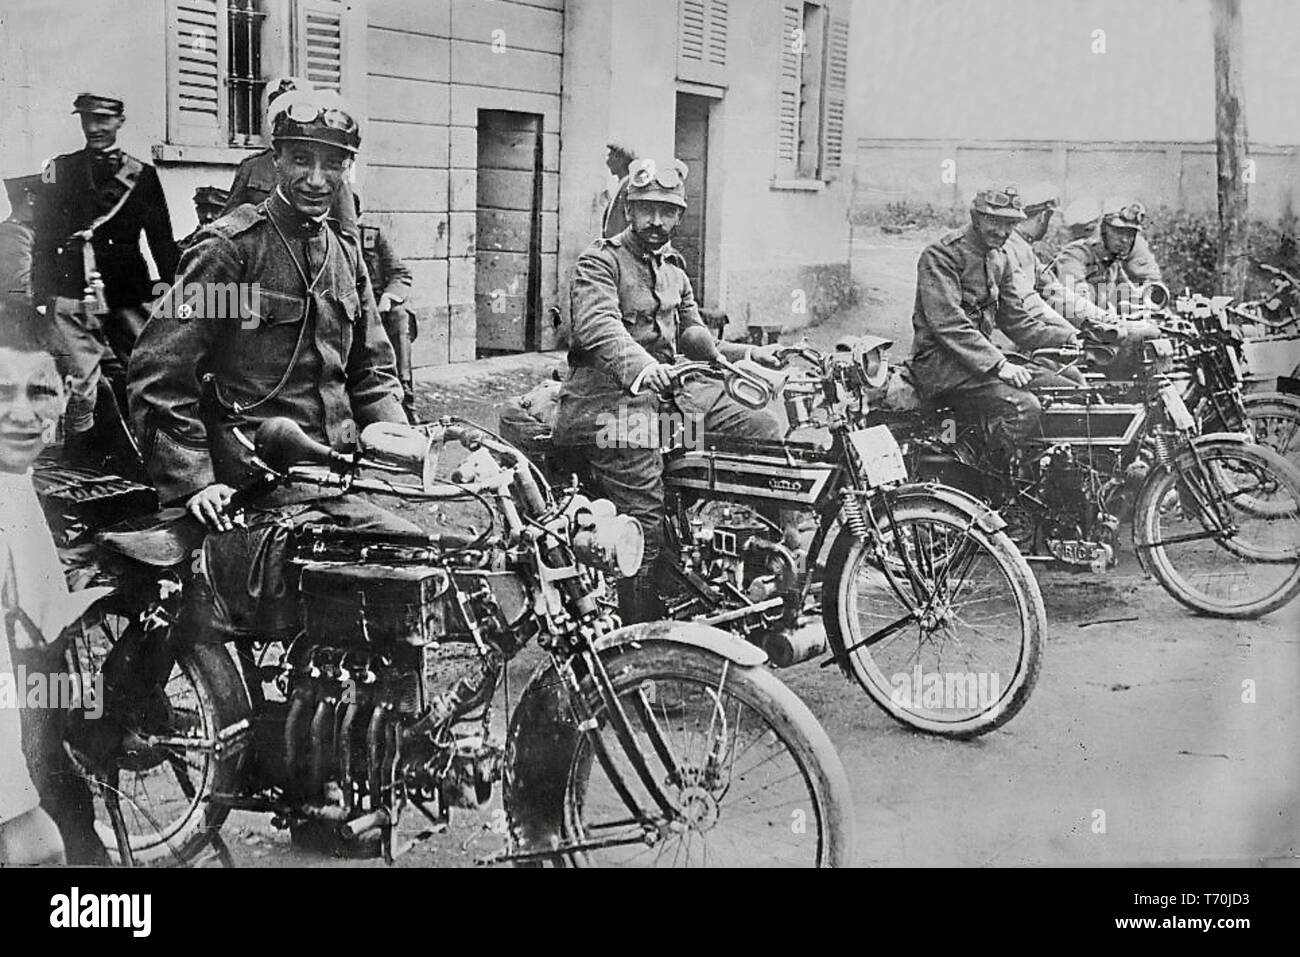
[1211,0,1249,297]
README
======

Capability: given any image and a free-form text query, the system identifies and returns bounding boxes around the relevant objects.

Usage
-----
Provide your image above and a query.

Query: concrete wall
[847,0,1300,219]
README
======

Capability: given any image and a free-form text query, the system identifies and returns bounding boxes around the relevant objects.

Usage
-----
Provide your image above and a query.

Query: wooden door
[674,93,710,303]
[476,110,543,354]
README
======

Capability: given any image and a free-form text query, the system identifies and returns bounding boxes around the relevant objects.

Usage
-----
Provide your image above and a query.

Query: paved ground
[213,227,1299,867]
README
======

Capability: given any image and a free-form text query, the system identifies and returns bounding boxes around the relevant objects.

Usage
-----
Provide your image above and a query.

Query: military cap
[1018,181,1060,216]
[193,185,230,209]
[271,89,360,154]
[970,186,1026,220]
[626,158,688,209]
[72,93,124,116]
[1101,201,1147,232]
[3,174,41,205]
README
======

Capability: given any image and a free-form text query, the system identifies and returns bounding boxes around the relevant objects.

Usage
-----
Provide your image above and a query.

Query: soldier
[30,93,179,457]
[355,193,416,419]
[909,186,1081,465]
[222,78,358,239]
[0,175,40,324]
[177,185,231,251]
[128,88,414,530]
[1004,184,1115,333]
[1051,201,1163,312]
[601,141,638,240]
[555,157,784,624]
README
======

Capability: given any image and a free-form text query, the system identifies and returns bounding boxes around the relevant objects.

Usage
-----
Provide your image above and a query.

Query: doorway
[475,110,543,354]
[674,93,710,303]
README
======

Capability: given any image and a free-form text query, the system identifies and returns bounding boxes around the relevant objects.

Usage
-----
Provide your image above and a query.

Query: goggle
[281,102,358,133]
[978,188,1023,210]
[628,159,686,191]
[1106,203,1147,227]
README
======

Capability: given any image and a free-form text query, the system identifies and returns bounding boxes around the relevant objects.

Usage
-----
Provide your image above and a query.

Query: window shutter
[775,2,801,178]
[297,0,344,93]
[678,0,727,85]
[821,14,849,179]
[167,0,228,146]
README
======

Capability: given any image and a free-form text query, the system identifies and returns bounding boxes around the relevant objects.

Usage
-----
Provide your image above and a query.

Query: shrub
[852,200,965,231]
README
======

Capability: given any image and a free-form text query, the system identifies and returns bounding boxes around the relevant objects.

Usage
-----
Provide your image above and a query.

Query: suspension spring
[1151,430,1174,466]
[841,491,869,540]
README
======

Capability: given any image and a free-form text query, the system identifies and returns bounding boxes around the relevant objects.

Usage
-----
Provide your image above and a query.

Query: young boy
[0,324,70,863]
[0,324,110,864]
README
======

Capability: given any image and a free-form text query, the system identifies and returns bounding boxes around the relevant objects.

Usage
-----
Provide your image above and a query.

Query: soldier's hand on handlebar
[747,343,784,368]
[187,483,239,532]
[638,362,677,397]
[996,360,1034,389]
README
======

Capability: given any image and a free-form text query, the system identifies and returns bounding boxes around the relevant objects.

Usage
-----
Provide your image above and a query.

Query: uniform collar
[621,228,672,261]
[268,187,328,237]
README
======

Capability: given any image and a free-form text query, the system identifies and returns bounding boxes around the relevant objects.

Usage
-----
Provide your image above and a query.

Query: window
[677,0,728,86]
[776,2,848,183]
[165,0,347,150]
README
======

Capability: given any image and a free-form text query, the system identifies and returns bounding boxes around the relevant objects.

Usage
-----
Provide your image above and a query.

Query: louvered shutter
[678,0,728,86]
[821,14,849,179]
[775,2,801,178]
[168,0,228,146]
[297,0,344,93]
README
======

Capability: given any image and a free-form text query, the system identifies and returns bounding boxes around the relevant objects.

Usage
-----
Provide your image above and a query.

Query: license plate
[847,425,908,488]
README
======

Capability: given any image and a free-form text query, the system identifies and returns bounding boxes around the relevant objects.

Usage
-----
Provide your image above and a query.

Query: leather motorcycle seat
[96,507,205,567]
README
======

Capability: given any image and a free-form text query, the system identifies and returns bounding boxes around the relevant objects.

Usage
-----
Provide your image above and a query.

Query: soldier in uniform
[355,193,415,419]
[177,185,231,251]
[31,93,179,459]
[1051,201,1163,312]
[222,78,358,239]
[555,157,784,624]
[129,88,414,528]
[0,175,40,324]
[909,186,1081,463]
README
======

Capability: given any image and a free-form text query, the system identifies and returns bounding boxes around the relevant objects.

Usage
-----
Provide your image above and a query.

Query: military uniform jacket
[31,148,179,308]
[0,219,33,310]
[360,223,412,305]
[1050,233,1162,310]
[127,190,406,504]
[910,225,1076,397]
[553,229,707,446]
[223,150,358,239]
[1004,230,1108,329]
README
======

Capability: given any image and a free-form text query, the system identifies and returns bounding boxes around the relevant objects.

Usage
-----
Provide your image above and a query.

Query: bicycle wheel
[823,494,1045,739]
[1136,438,1300,618]
[562,642,854,867]
[65,607,248,865]
[1244,392,1300,472]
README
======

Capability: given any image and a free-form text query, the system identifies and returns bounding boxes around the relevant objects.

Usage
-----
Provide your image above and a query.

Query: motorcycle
[506,329,1047,740]
[42,417,855,867]
[886,319,1300,619]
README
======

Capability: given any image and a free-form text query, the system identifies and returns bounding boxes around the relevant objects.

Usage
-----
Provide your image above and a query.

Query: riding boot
[616,568,666,625]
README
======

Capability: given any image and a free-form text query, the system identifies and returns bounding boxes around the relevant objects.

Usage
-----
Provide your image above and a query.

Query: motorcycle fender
[886,482,1008,535]
[501,622,766,859]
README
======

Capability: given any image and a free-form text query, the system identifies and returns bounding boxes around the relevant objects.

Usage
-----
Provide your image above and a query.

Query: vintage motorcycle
[505,329,1047,740]
[883,317,1300,619]
[40,417,854,868]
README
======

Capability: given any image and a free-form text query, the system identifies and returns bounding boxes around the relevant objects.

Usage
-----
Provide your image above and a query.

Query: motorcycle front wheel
[1136,438,1300,618]
[66,608,248,866]
[562,642,854,867]
[822,494,1045,739]
[1243,392,1300,473]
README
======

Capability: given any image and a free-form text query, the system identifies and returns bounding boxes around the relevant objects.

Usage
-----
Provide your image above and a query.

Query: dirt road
[215,227,1299,868]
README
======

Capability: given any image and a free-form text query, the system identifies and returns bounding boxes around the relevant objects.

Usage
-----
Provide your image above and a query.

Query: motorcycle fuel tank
[664,446,836,506]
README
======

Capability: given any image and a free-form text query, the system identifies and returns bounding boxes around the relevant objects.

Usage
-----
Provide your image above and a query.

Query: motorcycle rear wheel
[822,495,1045,739]
[1243,392,1300,473]
[66,610,248,866]
[1137,439,1300,618]
[561,643,854,867]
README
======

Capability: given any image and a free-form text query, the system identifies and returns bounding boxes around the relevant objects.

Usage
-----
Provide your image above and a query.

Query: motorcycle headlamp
[834,335,893,390]
[567,497,644,577]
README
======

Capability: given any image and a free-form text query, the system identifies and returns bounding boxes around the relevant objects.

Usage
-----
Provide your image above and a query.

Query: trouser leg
[580,445,666,624]
[15,642,107,865]
[381,307,415,420]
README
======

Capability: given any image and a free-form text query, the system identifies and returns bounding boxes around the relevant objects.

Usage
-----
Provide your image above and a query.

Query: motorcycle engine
[1031,445,1117,570]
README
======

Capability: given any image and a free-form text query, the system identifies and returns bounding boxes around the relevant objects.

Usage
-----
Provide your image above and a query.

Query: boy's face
[0,348,66,473]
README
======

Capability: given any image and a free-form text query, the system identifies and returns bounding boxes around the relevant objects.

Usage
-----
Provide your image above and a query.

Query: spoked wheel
[64,607,248,866]
[1244,392,1300,474]
[561,643,853,867]
[1137,438,1300,618]
[823,495,1045,739]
